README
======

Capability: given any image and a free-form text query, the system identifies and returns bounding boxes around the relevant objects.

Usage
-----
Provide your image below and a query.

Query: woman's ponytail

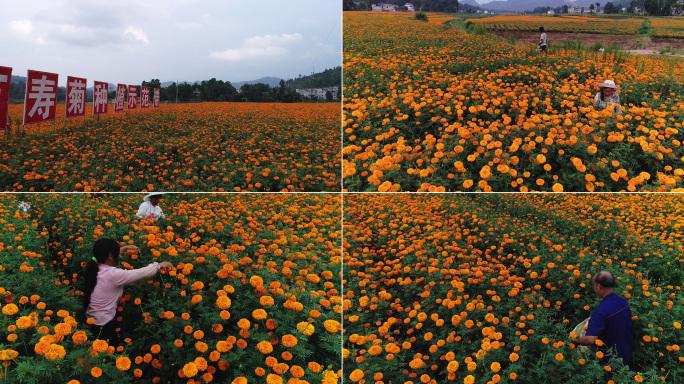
[83,239,120,311]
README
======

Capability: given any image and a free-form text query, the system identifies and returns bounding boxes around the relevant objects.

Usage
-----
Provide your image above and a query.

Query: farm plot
[0,103,341,192]
[0,193,341,383]
[343,193,683,384]
[343,12,684,192]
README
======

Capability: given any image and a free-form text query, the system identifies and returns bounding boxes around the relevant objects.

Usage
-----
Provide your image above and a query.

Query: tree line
[346,0,461,13]
[7,66,341,104]
[533,0,678,15]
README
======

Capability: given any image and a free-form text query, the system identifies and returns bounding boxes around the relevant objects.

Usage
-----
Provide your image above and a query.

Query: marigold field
[466,15,643,35]
[0,103,340,192]
[0,193,341,383]
[343,194,683,384]
[343,12,684,192]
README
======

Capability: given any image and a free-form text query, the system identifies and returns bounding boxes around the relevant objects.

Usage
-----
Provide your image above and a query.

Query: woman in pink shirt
[84,238,173,345]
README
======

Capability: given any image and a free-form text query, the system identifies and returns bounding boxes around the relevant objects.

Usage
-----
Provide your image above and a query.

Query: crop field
[343,12,684,192]
[343,193,683,384]
[649,17,684,39]
[0,193,341,383]
[0,103,340,192]
[465,15,643,35]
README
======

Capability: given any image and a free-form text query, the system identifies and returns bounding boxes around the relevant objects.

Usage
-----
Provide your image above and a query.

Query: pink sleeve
[108,262,160,286]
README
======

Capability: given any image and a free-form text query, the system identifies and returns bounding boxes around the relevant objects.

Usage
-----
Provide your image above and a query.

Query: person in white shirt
[136,193,165,220]
[539,27,547,53]
[84,238,173,345]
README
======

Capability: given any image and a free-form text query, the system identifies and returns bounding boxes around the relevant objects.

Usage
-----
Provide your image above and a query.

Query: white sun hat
[143,193,164,202]
[596,80,620,90]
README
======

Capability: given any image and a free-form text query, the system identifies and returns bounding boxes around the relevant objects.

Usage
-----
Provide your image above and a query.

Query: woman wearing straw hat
[593,80,622,113]
[136,193,165,220]
[84,238,173,345]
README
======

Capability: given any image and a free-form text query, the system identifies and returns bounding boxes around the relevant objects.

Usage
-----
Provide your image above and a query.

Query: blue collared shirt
[586,292,633,364]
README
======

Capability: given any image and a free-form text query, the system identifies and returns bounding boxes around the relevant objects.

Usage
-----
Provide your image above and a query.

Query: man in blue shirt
[571,271,633,365]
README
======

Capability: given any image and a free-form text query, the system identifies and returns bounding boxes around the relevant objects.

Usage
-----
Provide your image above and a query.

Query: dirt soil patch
[493,31,684,52]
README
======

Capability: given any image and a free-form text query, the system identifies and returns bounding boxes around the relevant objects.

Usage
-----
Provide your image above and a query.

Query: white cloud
[209,33,303,62]
[123,26,149,44]
[9,20,33,34]
[173,22,201,29]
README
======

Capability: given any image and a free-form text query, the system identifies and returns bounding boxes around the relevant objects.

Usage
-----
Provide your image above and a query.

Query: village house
[296,86,338,100]
[568,6,582,13]
[371,3,398,11]
[405,3,415,11]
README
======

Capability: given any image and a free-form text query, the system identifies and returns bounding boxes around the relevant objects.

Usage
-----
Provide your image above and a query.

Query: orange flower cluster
[0,102,340,192]
[466,14,642,34]
[343,12,684,191]
[343,194,683,383]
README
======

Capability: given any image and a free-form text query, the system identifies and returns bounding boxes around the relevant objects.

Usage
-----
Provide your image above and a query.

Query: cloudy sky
[0,0,341,86]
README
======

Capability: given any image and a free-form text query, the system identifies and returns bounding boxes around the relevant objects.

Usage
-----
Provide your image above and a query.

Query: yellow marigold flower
[0,349,18,361]
[556,353,564,361]
[116,356,131,371]
[232,378,248,384]
[491,362,501,372]
[191,294,202,305]
[2,304,19,316]
[296,322,314,336]
[16,316,33,329]
[447,361,459,373]
[464,375,475,384]
[509,352,519,362]
[324,319,341,333]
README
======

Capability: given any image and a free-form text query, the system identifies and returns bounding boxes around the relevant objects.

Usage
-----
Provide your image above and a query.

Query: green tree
[343,0,356,11]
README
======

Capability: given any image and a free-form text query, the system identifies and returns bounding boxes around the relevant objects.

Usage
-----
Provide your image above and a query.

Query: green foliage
[415,12,428,22]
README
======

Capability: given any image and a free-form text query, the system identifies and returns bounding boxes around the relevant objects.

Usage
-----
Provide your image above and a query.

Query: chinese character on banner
[141,86,150,108]
[65,76,87,118]
[127,85,138,110]
[0,66,11,130]
[23,70,58,126]
[153,88,160,108]
[93,81,108,115]
[114,84,126,112]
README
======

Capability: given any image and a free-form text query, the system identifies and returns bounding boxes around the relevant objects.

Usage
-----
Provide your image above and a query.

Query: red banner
[153,88,160,108]
[65,76,87,118]
[23,70,58,126]
[141,86,150,109]
[93,81,108,115]
[114,84,126,112]
[127,85,137,110]
[0,66,11,130]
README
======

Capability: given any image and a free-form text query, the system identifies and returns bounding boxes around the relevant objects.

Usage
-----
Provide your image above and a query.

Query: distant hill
[482,0,569,12]
[286,67,341,90]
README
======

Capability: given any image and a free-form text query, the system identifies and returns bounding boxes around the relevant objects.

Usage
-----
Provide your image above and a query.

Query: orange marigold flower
[116,356,131,371]
[91,367,102,378]
[257,340,274,354]
[182,362,198,378]
[252,309,267,320]
[349,369,364,382]
[282,334,298,348]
